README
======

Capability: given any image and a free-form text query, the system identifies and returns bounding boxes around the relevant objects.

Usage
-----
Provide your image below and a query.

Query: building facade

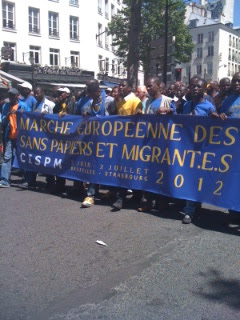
[0,0,132,86]
[181,0,240,83]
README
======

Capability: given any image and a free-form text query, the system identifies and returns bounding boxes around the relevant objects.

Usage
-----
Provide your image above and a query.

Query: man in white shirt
[34,87,55,114]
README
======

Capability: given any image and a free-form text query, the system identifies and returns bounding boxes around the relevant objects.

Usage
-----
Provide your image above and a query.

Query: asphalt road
[0,174,240,320]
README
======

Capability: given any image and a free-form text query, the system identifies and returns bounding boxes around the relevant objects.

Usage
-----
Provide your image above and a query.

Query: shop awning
[0,74,11,90]
[0,70,24,84]
[101,81,120,88]
[39,82,108,89]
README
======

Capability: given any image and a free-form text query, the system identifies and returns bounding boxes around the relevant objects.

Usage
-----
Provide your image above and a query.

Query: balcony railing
[69,0,79,5]
[3,21,15,29]
[29,26,40,34]
[49,30,59,37]
[70,35,79,41]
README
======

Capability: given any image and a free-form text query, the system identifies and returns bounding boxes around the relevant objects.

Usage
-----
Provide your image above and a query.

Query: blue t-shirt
[75,96,90,115]
[148,98,175,114]
[183,99,215,116]
[19,95,37,111]
[81,90,106,116]
[220,94,240,118]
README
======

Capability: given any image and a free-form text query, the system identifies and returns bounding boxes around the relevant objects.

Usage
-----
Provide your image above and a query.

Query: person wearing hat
[51,87,71,193]
[53,87,71,116]
[0,88,30,187]
[18,82,37,111]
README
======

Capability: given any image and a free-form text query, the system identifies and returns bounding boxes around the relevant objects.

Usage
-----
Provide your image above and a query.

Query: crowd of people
[0,72,239,224]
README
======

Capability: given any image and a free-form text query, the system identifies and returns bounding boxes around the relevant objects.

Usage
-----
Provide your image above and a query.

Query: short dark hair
[87,80,99,93]
[120,80,133,88]
[150,77,161,85]
[34,86,44,93]
[219,77,230,85]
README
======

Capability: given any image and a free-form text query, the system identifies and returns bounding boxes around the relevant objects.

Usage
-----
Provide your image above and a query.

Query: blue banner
[16,112,240,211]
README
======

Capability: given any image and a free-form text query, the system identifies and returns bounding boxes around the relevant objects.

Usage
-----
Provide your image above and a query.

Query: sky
[233,0,240,27]
[191,0,240,27]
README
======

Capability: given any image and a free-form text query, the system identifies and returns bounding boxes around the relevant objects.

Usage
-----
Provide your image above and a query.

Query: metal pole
[163,0,168,84]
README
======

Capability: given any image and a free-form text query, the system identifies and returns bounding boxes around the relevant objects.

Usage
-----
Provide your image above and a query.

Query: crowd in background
[0,71,239,224]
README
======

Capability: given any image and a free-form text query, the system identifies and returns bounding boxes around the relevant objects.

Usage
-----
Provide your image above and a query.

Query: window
[98,55,105,71]
[69,0,79,5]
[2,1,15,29]
[207,46,214,56]
[105,57,109,72]
[111,4,115,18]
[197,33,203,44]
[105,27,109,49]
[3,42,16,60]
[70,51,80,67]
[118,64,121,75]
[232,50,235,61]
[111,59,117,74]
[197,65,202,75]
[69,16,79,40]
[49,48,59,66]
[197,47,202,58]
[229,35,232,46]
[98,0,102,14]
[186,66,191,77]
[229,49,231,60]
[208,31,214,42]
[207,62,213,74]
[228,63,230,76]
[29,7,40,34]
[233,37,235,47]
[48,12,59,37]
[29,46,41,64]
[97,23,102,46]
[189,20,196,28]
[105,0,109,19]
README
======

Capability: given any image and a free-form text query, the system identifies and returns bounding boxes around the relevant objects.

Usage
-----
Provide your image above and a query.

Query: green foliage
[108,0,194,74]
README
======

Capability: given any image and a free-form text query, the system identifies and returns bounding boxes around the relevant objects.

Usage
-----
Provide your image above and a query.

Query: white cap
[18,81,32,90]
[57,87,70,94]
[106,87,112,92]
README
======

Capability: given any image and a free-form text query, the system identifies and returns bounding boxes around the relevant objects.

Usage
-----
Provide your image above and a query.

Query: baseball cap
[106,87,112,92]
[18,81,32,90]
[57,87,70,94]
[8,88,19,95]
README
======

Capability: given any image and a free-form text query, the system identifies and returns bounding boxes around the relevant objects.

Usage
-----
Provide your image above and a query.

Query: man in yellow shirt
[116,80,142,115]
[112,80,142,210]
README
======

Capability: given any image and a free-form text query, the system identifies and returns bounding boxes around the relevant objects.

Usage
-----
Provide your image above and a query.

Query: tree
[108,0,194,81]
[127,0,142,88]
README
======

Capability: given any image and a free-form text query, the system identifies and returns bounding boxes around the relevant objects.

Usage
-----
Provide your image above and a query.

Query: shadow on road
[141,202,240,237]
[9,173,240,237]
[193,208,240,237]
[194,268,240,310]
